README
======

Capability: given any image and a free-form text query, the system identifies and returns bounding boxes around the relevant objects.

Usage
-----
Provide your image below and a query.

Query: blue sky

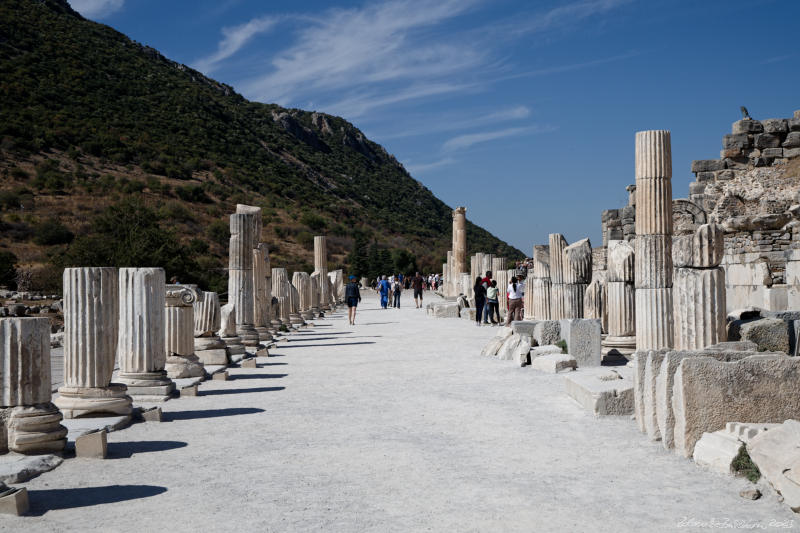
[71,0,799,255]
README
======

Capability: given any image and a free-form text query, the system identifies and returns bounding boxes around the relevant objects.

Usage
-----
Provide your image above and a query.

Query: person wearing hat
[345,275,362,325]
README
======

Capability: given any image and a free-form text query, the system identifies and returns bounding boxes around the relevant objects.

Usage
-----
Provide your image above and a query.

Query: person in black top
[473,276,487,327]
[345,276,362,325]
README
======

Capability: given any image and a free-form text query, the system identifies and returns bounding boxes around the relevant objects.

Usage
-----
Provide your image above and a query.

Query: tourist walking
[486,279,500,324]
[412,272,424,308]
[481,270,493,324]
[345,276,361,325]
[377,275,391,309]
[505,276,524,326]
[392,277,402,308]
[473,276,486,326]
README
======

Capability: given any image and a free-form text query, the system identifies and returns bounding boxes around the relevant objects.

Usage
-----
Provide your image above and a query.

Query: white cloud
[70,0,124,19]
[404,157,456,175]
[194,16,278,74]
[442,127,533,152]
[376,105,532,140]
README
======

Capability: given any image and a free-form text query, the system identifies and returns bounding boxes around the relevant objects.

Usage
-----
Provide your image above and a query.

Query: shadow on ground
[199,386,285,396]
[107,440,188,458]
[26,485,168,516]
[163,407,266,421]
[278,342,375,348]
[230,373,287,380]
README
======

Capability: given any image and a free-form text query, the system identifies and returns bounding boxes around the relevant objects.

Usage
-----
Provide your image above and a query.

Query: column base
[221,335,246,358]
[254,326,273,343]
[236,324,260,346]
[7,403,67,454]
[116,371,175,401]
[165,354,205,379]
[54,384,133,418]
[601,335,637,358]
[195,335,228,365]
[301,311,314,321]
[289,313,305,328]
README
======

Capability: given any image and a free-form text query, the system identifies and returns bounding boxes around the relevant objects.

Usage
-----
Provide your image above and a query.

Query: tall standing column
[452,207,467,296]
[55,267,132,418]
[117,268,175,400]
[603,241,637,357]
[314,236,330,311]
[229,210,260,346]
[1,317,67,453]
[563,238,592,318]
[193,291,228,365]
[634,130,674,350]
[549,234,568,319]
[164,285,205,379]
[493,257,508,318]
[253,243,272,342]
[531,245,552,320]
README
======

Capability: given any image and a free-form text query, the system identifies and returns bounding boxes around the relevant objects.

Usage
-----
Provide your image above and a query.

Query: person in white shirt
[505,276,524,326]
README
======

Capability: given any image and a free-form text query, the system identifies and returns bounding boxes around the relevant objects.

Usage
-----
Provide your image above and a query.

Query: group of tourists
[345,271,430,325]
[472,271,525,327]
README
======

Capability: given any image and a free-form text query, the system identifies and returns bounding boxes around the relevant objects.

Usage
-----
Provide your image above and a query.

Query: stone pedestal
[55,267,132,418]
[117,268,175,400]
[164,285,205,379]
[193,291,228,365]
[0,317,67,453]
[219,303,245,357]
[634,130,674,351]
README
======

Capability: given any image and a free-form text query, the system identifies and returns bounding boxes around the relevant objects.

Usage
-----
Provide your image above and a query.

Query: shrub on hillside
[32,218,74,245]
[0,250,17,289]
[207,220,229,247]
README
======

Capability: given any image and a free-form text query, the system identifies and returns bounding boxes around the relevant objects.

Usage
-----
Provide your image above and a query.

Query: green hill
[0,0,523,293]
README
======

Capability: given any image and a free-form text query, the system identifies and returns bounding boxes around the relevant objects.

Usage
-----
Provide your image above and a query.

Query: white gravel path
[4,291,798,532]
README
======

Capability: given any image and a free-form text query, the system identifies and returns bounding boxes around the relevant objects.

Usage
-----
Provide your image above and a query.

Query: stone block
[692,223,724,267]
[558,318,601,367]
[787,147,800,158]
[762,147,784,158]
[530,344,565,357]
[755,133,780,149]
[722,133,751,150]
[788,118,800,132]
[533,320,560,346]
[530,353,576,373]
[180,384,198,397]
[511,321,538,337]
[672,355,800,457]
[212,370,229,381]
[459,308,476,321]
[241,358,257,368]
[514,337,532,367]
[739,318,790,353]
[762,118,788,134]
[782,132,800,148]
[635,288,674,351]
[496,334,521,361]
[564,367,634,416]
[432,303,460,318]
[732,119,763,134]
[0,454,63,484]
[691,159,724,173]
[635,235,672,289]
[0,486,28,516]
[693,431,741,475]
[480,328,513,356]
[141,407,162,422]
[671,235,693,268]
[673,267,727,350]
[747,419,800,513]
[643,351,667,441]
[75,429,107,459]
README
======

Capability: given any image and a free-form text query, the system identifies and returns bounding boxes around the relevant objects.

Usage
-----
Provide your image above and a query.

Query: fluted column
[603,240,636,357]
[229,209,259,346]
[549,234,567,319]
[493,257,508,317]
[314,236,330,311]
[563,238,592,318]
[293,272,314,321]
[253,243,272,342]
[55,267,131,418]
[164,285,204,379]
[273,268,294,326]
[117,268,175,399]
[218,302,245,357]
[193,291,227,365]
[1,317,67,453]
[452,207,467,296]
[583,272,606,330]
[310,273,321,315]
[634,130,674,351]
[530,245,551,320]
[329,270,344,303]
[673,223,727,349]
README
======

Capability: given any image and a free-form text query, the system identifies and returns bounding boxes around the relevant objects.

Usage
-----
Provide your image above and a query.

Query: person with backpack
[377,275,391,309]
[486,279,500,325]
[505,276,524,326]
[392,277,402,308]
[473,276,487,326]
[345,276,361,325]
[412,272,424,308]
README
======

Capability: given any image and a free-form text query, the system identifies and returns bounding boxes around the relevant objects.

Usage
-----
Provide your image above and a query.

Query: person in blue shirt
[377,275,391,309]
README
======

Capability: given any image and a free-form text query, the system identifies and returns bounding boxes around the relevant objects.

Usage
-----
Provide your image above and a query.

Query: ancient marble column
[584,271,606,329]
[1,317,67,453]
[218,303,245,357]
[193,291,228,365]
[603,240,636,357]
[563,238,592,318]
[634,129,674,351]
[445,251,453,297]
[164,284,205,379]
[310,274,321,316]
[452,207,467,296]
[673,223,727,349]
[253,243,272,342]
[481,254,494,278]
[531,245,552,320]
[55,267,132,418]
[229,210,260,346]
[492,257,508,317]
[329,270,345,303]
[272,268,294,327]
[292,272,314,321]
[117,268,175,400]
[288,283,305,327]
[314,236,330,311]
[549,234,568,320]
